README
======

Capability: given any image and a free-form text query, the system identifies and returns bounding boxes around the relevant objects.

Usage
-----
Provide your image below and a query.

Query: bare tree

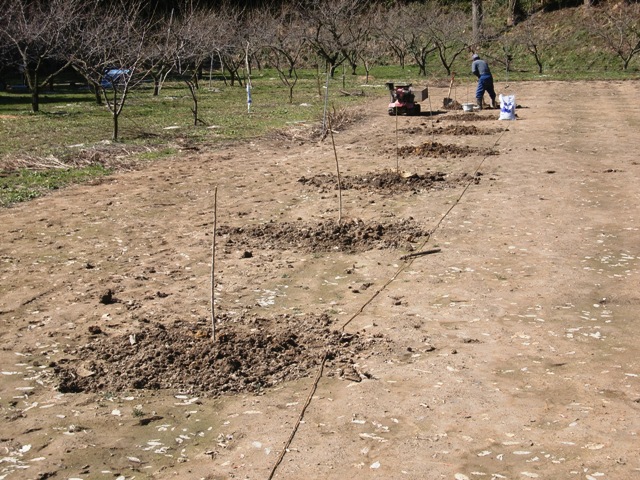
[405,3,438,77]
[507,0,522,27]
[339,1,373,75]
[376,3,411,69]
[472,0,484,45]
[359,24,386,84]
[214,6,248,87]
[587,4,640,71]
[496,32,519,75]
[71,0,155,141]
[306,0,367,77]
[261,5,308,103]
[145,10,177,97]
[170,5,216,125]
[430,6,471,76]
[0,0,82,112]
[0,15,11,91]
[517,12,556,74]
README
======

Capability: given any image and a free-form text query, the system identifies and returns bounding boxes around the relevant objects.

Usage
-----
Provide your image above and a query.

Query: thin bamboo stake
[316,61,322,97]
[327,114,342,224]
[321,64,330,137]
[211,186,218,341]
[395,105,399,173]
[428,84,435,143]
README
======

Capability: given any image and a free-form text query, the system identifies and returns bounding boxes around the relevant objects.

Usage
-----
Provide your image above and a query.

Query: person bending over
[471,53,496,110]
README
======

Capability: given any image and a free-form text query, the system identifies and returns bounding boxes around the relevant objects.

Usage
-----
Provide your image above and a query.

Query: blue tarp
[101,69,130,89]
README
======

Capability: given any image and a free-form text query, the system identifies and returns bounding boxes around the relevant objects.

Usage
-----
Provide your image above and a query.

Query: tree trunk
[31,87,40,113]
[153,75,160,96]
[113,112,119,141]
[92,81,102,105]
[186,80,199,126]
[472,0,483,44]
[27,71,40,113]
[507,0,518,27]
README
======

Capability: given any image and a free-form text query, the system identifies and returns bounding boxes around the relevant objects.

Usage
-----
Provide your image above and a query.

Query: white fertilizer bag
[499,94,516,120]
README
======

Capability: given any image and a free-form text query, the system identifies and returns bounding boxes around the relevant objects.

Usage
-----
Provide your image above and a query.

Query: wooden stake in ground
[327,114,343,224]
[395,106,399,173]
[321,65,331,138]
[428,85,435,143]
[443,73,456,108]
[211,186,218,341]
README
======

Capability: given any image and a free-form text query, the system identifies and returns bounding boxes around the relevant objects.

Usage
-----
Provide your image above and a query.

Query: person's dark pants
[476,74,496,105]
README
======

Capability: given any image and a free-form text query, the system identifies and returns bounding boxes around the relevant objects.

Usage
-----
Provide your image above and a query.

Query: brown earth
[1,80,639,480]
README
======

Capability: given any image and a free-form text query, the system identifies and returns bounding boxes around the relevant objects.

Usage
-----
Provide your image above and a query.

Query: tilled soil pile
[53,313,390,397]
[298,170,478,194]
[442,112,499,122]
[428,125,503,135]
[397,141,479,158]
[218,218,428,253]
[400,125,502,136]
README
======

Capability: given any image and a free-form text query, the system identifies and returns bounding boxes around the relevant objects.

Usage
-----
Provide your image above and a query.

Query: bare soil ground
[1,81,639,480]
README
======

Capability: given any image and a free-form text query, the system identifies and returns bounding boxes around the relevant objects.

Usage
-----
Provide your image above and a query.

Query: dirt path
[1,81,639,480]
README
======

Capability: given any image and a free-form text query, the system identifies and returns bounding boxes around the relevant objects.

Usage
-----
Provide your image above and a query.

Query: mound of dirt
[400,125,503,136]
[442,112,498,122]
[218,218,427,253]
[298,170,478,194]
[430,125,502,135]
[53,313,389,397]
[397,141,477,158]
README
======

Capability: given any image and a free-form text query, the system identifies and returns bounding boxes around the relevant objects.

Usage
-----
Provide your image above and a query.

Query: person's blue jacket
[472,58,492,78]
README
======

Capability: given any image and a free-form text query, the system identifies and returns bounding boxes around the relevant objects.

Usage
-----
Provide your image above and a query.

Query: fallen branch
[267,351,328,480]
[400,248,441,260]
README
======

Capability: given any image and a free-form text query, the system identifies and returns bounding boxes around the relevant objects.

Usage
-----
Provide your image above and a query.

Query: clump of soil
[299,170,477,194]
[218,218,427,253]
[400,125,502,136]
[430,125,502,135]
[443,112,498,122]
[443,99,462,110]
[53,313,388,397]
[397,141,477,158]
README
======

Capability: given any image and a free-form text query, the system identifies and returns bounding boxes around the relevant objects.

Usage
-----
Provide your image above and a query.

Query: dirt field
[1,80,639,480]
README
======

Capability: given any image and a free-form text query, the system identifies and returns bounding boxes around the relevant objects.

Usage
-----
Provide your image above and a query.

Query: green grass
[0,71,382,206]
[0,72,380,156]
[0,164,111,207]
[136,147,180,161]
